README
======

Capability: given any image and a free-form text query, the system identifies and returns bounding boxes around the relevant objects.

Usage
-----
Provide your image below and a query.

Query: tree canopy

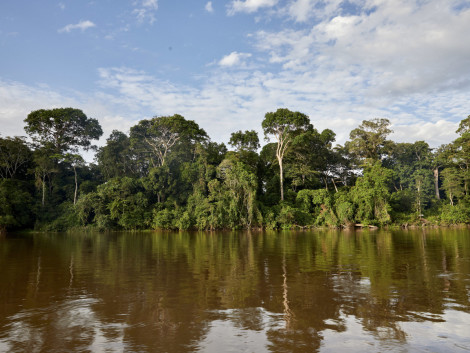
[24,108,103,154]
[262,108,312,201]
[2,108,470,231]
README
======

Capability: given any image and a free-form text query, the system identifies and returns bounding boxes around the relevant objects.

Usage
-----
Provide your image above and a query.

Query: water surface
[1,229,469,352]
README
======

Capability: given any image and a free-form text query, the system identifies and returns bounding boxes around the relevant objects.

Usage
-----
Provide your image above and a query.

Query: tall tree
[33,147,57,206]
[24,108,103,154]
[346,118,393,163]
[228,130,260,152]
[0,136,32,179]
[441,167,464,206]
[130,114,207,169]
[59,153,85,205]
[452,116,470,195]
[262,108,311,201]
[288,128,342,191]
[96,130,140,179]
[228,130,260,173]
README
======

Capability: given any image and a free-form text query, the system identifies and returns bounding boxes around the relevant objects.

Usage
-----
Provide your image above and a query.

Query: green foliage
[262,108,312,201]
[346,118,392,162]
[0,179,34,231]
[3,109,470,232]
[41,201,79,231]
[351,162,393,225]
[276,204,312,229]
[440,203,470,225]
[130,114,207,169]
[334,190,354,226]
[228,130,260,152]
[96,130,141,179]
[104,178,149,230]
[0,136,32,180]
[441,167,464,206]
[152,208,176,230]
[24,108,102,153]
[295,189,338,226]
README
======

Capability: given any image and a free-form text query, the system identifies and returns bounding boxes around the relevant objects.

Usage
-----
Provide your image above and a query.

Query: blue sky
[1,0,470,156]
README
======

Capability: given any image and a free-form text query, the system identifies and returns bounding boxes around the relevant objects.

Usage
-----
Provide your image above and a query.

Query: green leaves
[347,118,392,162]
[130,114,207,169]
[24,108,103,153]
[0,136,31,179]
[229,130,260,152]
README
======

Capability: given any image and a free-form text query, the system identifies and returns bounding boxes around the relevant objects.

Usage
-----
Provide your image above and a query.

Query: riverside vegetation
[1,108,470,232]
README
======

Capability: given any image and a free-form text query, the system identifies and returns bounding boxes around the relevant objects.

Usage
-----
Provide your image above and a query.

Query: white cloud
[0,78,137,162]
[254,0,470,95]
[58,20,96,33]
[205,1,214,13]
[227,0,278,15]
[95,66,465,149]
[58,2,65,10]
[287,0,316,22]
[219,52,252,67]
[133,0,159,24]
[2,0,470,161]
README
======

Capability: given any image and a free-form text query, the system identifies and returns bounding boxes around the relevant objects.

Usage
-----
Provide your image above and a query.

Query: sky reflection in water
[0,229,469,352]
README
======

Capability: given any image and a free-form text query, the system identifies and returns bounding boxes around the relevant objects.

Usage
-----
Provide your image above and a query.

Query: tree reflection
[0,229,469,352]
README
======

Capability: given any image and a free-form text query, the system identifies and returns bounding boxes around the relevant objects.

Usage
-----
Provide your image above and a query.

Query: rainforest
[1,107,470,232]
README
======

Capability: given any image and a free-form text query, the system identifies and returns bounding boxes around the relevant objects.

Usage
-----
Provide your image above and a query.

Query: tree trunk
[73,166,78,205]
[42,175,46,206]
[331,178,338,192]
[416,181,421,215]
[279,159,284,201]
[433,168,440,199]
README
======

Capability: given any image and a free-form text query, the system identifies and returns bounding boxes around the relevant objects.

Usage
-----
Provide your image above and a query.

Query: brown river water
[0,229,469,352]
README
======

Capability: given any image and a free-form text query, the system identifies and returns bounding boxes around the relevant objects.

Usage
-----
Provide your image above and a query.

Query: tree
[385,142,432,188]
[432,144,454,200]
[24,108,103,154]
[32,147,57,206]
[441,168,464,206]
[59,153,85,205]
[351,162,393,225]
[0,179,33,232]
[0,136,32,179]
[96,130,140,179]
[262,108,311,201]
[130,114,207,169]
[288,128,341,191]
[228,130,260,152]
[452,116,470,195]
[346,118,393,162]
[227,130,260,173]
[411,169,433,216]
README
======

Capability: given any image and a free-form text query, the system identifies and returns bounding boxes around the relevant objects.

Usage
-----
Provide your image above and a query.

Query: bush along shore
[1,108,470,233]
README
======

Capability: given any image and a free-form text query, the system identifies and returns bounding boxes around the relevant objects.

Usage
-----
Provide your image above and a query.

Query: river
[1,229,469,352]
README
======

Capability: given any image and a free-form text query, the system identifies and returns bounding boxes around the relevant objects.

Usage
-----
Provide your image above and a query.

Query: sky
[1,0,470,158]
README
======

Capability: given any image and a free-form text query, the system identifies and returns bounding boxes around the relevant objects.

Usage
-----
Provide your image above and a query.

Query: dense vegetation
[1,108,470,232]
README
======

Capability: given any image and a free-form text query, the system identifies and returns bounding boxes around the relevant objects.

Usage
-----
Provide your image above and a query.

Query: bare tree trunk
[42,175,46,206]
[331,178,338,192]
[73,166,78,205]
[416,180,421,215]
[279,159,284,201]
[433,168,440,199]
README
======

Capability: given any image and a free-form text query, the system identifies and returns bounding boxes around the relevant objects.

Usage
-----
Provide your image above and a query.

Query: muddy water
[1,229,469,352]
